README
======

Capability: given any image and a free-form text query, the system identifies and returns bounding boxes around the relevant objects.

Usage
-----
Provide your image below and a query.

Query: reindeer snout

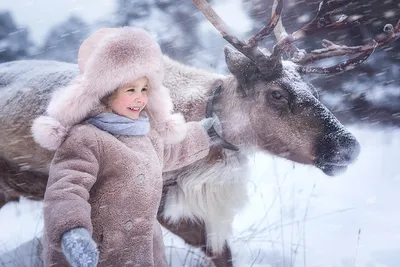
[315,130,361,176]
[319,130,360,164]
[334,132,360,164]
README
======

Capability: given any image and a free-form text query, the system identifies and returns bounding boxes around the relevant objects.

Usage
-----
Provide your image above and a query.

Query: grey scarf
[87,113,150,136]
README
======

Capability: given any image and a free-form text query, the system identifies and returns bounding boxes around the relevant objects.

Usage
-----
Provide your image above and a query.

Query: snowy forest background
[0,0,400,266]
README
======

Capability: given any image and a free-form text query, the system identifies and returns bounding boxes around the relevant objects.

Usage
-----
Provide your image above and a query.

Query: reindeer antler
[271,0,400,74]
[192,0,284,77]
[195,0,400,76]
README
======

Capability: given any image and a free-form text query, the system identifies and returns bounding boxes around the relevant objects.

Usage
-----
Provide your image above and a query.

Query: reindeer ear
[224,46,258,83]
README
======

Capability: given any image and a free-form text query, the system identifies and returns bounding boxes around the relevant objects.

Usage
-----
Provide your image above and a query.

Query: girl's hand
[200,115,222,133]
[200,114,222,138]
[200,117,215,132]
[61,227,99,267]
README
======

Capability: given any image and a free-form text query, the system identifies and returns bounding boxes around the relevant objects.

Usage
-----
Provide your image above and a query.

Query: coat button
[136,174,145,185]
[124,220,133,231]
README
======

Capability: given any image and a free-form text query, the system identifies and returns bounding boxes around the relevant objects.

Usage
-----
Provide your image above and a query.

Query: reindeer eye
[271,90,283,100]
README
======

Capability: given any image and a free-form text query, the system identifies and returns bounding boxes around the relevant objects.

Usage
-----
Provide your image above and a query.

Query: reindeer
[0,0,399,266]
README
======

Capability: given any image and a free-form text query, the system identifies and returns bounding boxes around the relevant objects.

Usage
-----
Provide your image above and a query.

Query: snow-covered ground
[1,125,399,267]
[229,125,400,267]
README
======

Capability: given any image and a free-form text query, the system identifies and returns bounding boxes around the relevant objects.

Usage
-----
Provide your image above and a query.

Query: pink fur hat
[32,27,187,150]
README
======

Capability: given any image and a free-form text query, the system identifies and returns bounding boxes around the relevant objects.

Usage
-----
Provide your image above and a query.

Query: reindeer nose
[317,130,361,165]
[335,132,360,163]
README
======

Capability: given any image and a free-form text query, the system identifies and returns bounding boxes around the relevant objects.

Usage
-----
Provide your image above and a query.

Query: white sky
[0,0,252,47]
[0,0,115,45]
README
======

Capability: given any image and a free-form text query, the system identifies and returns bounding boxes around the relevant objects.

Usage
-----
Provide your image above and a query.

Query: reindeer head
[195,0,400,176]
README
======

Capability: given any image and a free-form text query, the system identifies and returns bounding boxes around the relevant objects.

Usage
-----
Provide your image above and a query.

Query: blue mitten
[200,114,223,140]
[200,117,215,132]
[200,115,222,134]
[61,227,99,267]
[201,114,238,150]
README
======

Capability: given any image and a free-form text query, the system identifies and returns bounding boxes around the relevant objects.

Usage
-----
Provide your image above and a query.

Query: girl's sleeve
[162,121,210,172]
[44,128,101,248]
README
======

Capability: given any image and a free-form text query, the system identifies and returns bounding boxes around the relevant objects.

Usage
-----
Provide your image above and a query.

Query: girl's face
[110,77,149,120]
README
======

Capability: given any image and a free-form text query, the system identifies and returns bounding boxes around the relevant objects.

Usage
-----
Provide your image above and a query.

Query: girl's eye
[127,87,147,92]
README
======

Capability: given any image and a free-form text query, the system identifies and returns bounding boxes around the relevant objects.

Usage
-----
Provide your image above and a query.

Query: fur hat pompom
[31,116,69,151]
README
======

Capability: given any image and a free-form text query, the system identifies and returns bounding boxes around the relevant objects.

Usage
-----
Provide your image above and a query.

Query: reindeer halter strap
[206,85,239,152]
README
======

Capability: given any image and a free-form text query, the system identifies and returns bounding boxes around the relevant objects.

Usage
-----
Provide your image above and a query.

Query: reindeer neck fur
[161,57,260,253]
[162,146,252,253]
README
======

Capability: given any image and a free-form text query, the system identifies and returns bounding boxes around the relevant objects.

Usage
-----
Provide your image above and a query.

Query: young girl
[32,27,214,267]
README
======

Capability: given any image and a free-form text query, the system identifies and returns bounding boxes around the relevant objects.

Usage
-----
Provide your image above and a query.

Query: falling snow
[0,0,399,266]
